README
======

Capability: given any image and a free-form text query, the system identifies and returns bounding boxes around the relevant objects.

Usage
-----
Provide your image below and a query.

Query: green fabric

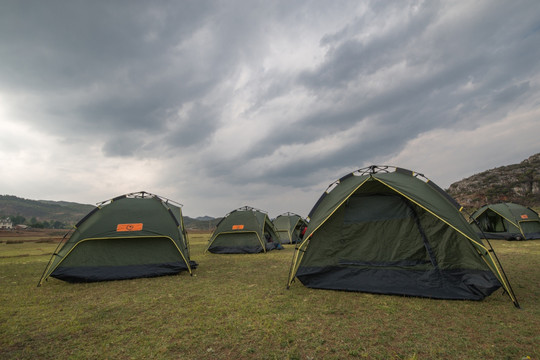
[208,208,279,250]
[59,237,182,267]
[374,173,481,242]
[299,184,490,272]
[471,202,540,236]
[304,173,481,244]
[291,169,507,291]
[273,214,306,243]
[43,195,190,280]
[479,210,508,232]
[519,221,540,234]
[273,215,293,231]
[341,197,430,269]
[276,230,290,242]
[211,232,262,248]
[300,195,430,270]
[273,216,292,242]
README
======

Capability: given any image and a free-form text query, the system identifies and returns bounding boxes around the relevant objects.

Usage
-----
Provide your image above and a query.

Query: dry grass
[0,231,538,359]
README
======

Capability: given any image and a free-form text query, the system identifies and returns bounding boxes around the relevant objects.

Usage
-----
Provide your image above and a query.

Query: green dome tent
[470,202,540,240]
[206,206,282,254]
[287,166,519,307]
[38,192,196,285]
[273,212,308,244]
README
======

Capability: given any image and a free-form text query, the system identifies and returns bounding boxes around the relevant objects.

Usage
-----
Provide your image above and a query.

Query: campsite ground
[0,231,538,360]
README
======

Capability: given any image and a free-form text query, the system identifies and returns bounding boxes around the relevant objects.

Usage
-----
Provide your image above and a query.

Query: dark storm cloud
[492,82,531,105]
[1,0,540,216]
[102,136,145,158]
[0,2,212,88]
[303,3,440,88]
[0,0,242,154]
[2,1,330,159]
[242,55,484,165]
[163,101,222,149]
[216,0,540,188]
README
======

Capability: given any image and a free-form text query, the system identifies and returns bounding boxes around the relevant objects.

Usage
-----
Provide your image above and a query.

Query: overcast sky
[1,1,539,218]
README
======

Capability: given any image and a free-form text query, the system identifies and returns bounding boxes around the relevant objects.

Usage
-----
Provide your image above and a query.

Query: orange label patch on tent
[116,223,143,232]
[520,214,528,219]
[232,224,244,230]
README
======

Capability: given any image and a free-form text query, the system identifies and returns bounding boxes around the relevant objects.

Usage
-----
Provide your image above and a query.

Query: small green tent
[39,192,196,284]
[470,202,540,240]
[273,212,308,244]
[206,206,282,254]
[287,166,518,306]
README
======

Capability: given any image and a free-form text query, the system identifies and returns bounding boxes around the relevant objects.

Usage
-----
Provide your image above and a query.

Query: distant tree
[32,222,45,229]
[11,215,26,225]
[52,220,65,229]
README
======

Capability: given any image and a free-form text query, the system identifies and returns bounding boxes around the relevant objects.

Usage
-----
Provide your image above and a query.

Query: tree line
[1,215,67,229]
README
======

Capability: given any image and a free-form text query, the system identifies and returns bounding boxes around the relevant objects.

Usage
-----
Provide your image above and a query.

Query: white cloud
[385,106,540,188]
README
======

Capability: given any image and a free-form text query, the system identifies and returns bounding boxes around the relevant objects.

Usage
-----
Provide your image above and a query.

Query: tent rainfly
[206,206,282,254]
[287,166,519,307]
[273,212,308,245]
[38,191,196,285]
[470,202,540,240]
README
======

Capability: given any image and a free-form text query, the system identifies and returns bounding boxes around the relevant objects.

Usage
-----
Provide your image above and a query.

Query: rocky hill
[447,153,540,210]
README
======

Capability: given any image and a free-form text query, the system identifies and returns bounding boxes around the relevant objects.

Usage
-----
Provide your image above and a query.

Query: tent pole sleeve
[463,208,520,307]
[516,221,527,240]
[256,233,266,253]
[37,227,73,287]
[287,244,303,287]
[287,237,310,287]
[204,235,217,253]
[286,241,303,289]
[484,238,521,308]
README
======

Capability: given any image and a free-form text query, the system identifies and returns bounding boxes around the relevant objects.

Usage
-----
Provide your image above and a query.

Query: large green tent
[273,212,308,244]
[287,166,518,306]
[206,206,282,254]
[470,202,540,240]
[39,192,196,284]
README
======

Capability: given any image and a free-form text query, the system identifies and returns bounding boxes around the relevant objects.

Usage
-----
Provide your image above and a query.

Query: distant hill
[0,195,95,226]
[0,194,219,230]
[447,153,540,210]
[6,153,538,228]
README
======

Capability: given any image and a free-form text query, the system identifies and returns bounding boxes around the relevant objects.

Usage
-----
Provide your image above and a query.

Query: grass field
[0,232,539,359]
